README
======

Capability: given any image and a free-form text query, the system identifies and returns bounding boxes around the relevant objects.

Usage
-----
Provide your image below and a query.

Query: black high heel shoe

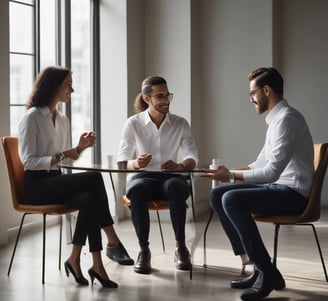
[88,268,118,288]
[64,260,89,286]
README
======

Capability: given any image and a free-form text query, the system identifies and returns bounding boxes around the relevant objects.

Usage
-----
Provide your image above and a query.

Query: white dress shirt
[18,106,71,171]
[243,99,314,198]
[117,110,198,171]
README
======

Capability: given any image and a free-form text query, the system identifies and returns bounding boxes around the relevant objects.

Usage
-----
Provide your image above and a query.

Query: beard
[256,96,269,114]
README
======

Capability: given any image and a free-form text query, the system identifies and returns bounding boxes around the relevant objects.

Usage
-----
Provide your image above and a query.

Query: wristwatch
[229,172,235,183]
[55,152,65,162]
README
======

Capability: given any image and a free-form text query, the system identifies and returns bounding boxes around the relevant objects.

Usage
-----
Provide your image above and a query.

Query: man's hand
[133,153,152,169]
[202,165,231,182]
[160,160,184,171]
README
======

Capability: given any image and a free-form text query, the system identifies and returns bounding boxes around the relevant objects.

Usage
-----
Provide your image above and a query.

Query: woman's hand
[77,132,96,153]
[62,132,96,161]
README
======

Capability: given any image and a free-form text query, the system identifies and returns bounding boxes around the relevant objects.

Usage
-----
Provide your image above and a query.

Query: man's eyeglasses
[249,87,262,98]
[149,93,174,101]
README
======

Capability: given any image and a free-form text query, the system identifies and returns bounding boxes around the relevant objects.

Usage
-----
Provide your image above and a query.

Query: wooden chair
[1,136,78,284]
[203,143,328,282]
[121,173,195,279]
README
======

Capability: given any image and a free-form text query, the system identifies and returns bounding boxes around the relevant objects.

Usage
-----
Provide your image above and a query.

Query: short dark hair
[26,66,71,109]
[248,67,283,95]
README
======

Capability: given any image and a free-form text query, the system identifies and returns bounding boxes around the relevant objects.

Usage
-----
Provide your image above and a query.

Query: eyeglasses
[249,87,262,98]
[149,93,174,101]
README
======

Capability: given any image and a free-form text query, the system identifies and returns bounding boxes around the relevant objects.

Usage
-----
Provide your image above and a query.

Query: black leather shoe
[134,248,151,274]
[241,269,285,301]
[174,247,192,270]
[231,270,259,289]
[106,242,134,265]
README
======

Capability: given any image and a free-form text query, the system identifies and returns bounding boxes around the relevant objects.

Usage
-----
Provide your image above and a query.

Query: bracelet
[55,152,65,162]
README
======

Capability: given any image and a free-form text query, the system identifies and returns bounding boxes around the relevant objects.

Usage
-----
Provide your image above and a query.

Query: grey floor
[0,210,328,301]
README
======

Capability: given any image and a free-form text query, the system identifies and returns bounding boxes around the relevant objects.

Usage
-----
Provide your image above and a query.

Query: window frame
[9,0,101,163]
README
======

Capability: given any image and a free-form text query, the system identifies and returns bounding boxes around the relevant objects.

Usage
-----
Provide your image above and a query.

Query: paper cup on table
[107,155,116,168]
[117,160,128,170]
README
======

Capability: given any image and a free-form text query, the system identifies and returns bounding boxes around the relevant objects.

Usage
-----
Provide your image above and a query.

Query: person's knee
[128,180,149,195]
[164,178,189,199]
[87,171,103,182]
[127,180,151,206]
[222,190,241,211]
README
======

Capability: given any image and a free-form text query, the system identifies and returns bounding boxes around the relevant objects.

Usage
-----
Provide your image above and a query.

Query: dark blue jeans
[126,172,189,248]
[210,183,307,272]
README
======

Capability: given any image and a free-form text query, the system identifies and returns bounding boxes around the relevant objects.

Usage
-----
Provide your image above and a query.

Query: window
[9,0,34,136]
[9,0,97,164]
[70,0,92,164]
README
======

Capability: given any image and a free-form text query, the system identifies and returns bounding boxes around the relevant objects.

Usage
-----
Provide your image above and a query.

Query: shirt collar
[141,110,172,126]
[265,99,288,124]
[39,106,52,116]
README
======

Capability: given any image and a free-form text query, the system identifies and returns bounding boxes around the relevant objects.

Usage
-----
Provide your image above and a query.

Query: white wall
[196,0,273,167]
[144,0,191,121]
[274,0,328,205]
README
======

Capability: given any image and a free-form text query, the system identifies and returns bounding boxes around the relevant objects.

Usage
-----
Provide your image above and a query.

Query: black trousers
[126,172,189,248]
[24,170,114,252]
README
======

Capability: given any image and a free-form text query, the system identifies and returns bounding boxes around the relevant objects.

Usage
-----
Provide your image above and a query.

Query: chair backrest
[1,136,26,209]
[300,143,328,222]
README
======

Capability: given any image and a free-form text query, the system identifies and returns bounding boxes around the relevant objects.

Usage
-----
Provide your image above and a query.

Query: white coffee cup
[107,155,116,168]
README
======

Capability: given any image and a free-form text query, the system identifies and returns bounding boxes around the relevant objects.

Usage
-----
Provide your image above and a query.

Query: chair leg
[156,210,165,252]
[310,224,328,282]
[59,216,63,270]
[189,174,197,223]
[7,213,29,276]
[42,214,46,284]
[203,208,214,267]
[272,224,280,267]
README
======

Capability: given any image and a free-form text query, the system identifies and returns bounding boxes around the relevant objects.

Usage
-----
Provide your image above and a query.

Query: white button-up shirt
[243,99,314,198]
[18,106,71,171]
[117,110,198,171]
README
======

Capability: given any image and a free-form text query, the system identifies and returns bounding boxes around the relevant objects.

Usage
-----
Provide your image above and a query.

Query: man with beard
[117,76,198,275]
[203,67,314,300]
